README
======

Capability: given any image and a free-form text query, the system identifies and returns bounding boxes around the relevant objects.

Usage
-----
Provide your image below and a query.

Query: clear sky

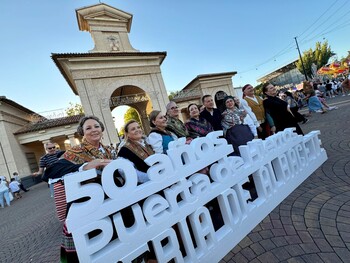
[1,0,349,129]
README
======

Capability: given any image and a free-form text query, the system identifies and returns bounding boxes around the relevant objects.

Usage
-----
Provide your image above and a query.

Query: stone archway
[110,85,153,134]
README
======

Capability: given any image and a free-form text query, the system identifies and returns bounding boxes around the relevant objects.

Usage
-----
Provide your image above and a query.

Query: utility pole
[294,36,308,81]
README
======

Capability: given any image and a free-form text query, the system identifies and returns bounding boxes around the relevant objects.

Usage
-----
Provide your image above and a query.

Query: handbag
[9,191,14,202]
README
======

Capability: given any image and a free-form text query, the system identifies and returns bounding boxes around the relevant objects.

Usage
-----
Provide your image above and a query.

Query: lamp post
[294,36,308,81]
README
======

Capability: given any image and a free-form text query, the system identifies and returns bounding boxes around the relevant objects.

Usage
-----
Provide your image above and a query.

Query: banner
[64,129,327,263]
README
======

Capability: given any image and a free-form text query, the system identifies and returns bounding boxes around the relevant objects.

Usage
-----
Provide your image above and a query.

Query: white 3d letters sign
[64,129,327,263]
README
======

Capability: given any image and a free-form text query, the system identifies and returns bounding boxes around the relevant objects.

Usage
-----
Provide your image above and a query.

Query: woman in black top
[262,83,303,135]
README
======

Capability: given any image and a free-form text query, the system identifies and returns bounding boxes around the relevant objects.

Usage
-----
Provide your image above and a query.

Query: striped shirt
[39,151,63,168]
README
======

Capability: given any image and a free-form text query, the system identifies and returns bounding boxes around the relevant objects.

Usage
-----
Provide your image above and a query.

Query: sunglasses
[171,106,178,110]
[47,147,56,150]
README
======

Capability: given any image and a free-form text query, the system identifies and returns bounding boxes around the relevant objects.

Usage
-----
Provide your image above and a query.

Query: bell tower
[76,3,138,53]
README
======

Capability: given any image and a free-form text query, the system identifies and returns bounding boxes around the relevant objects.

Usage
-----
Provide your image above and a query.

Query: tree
[168,91,178,101]
[123,107,141,124]
[296,41,335,79]
[66,102,84,116]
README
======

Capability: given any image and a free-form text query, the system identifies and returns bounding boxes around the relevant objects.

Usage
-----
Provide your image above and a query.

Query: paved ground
[0,95,349,263]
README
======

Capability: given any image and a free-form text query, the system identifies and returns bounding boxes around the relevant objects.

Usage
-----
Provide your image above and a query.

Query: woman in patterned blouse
[185,103,213,139]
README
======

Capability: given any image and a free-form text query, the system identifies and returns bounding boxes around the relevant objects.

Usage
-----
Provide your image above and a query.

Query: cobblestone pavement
[0,96,349,263]
[221,95,350,263]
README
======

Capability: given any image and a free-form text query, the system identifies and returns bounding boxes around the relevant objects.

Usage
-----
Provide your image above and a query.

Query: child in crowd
[9,178,22,199]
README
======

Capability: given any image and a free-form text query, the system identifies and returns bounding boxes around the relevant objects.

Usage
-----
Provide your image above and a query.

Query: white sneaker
[316,110,323,113]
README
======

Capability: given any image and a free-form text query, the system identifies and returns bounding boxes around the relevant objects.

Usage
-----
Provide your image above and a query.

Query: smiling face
[45,143,56,155]
[153,112,168,129]
[243,85,254,97]
[167,102,179,118]
[125,121,143,141]
[82,119,103,146]
[203,96,214,110]
[189,104,200,118]
[225,98,235,109]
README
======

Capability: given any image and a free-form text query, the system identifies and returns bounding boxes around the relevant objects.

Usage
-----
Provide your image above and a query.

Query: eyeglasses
[47,147,56,150]
[171,106,178,110]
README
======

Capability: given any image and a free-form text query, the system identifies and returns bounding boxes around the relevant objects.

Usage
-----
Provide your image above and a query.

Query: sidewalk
[221,95,350,263]
[0,96,349,263]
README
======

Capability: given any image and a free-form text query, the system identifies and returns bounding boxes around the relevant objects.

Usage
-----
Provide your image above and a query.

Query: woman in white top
[147,110,178,154]
[0,176,11,208]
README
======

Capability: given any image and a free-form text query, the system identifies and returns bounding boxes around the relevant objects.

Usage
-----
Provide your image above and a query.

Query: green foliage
[296,41,335,79]
[168,91,178,101]
[123,107,141,124]
[65,102,84,116]
[254,83,264,97]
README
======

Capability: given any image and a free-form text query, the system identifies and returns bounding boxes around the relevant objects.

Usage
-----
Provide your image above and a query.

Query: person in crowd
[200,95,222,131]
[325,80,334,98]
[233,96,258,138]
[9,178,22,199]
[12,172,29,192]
[44,115,113,263]
[262,83,304,135]
[308,90,327,113]
[315,90,338,111]
[118,120,154,183]
[117,120,159,261]
[284,91,308,124]
[186,103,213,139]
[33,141,63,197]
[147,110,177,154]
[242,84,275,139]
[221,96,254,156]
[165,101,191,140]
[0,176,11,208]
[341,77,350,96]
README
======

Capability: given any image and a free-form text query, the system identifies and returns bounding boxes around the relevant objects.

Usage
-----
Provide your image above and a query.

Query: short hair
[13,172,18,176]
[149,110,161,128]
[166,101,176,111]
[123,119,139,133]
[77,115,105,136]
[201,95,212,104]
[45,142,54,148]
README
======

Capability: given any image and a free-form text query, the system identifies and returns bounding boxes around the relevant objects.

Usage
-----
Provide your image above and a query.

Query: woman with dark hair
[262,83,304,135]
[185,103,213,139]
[118,120,154,181]
[221,96,254,156]
[44,115,113,262]
[147,110,177,154]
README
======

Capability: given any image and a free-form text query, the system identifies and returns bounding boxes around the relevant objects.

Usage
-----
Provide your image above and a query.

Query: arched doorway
[109,85,153,135]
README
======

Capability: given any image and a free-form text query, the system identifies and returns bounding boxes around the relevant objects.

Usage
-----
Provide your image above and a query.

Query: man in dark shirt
[200,95,222,131]
[33,142,63,197]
